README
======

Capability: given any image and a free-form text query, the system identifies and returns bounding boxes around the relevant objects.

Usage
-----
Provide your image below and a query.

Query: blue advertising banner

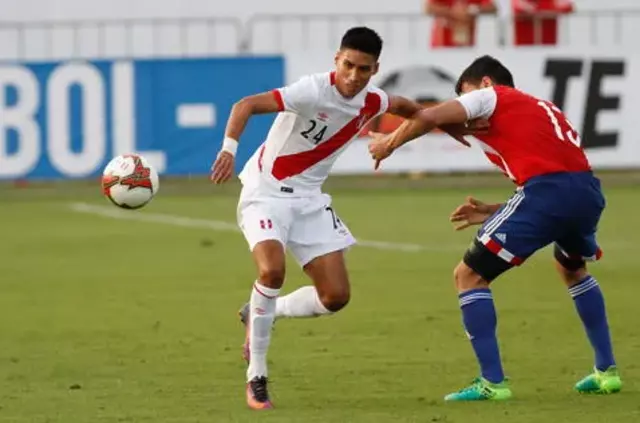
[0,57,284,179]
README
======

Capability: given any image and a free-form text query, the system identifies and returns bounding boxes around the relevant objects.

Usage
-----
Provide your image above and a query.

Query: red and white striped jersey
[238,72,389,196]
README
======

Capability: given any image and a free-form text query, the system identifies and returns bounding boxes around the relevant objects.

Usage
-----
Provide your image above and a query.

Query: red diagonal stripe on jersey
[271,92,381,181]
[272,90,285,112]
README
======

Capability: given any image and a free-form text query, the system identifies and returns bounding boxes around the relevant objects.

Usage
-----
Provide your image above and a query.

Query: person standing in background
[425,0,498,48]
[512,0,574,45]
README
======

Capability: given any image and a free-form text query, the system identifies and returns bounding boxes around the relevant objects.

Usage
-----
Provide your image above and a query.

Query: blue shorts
[477,172,605,265]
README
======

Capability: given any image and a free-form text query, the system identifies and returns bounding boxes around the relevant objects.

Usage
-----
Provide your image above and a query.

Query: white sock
[275,286,332,318]
[247,282,280,382]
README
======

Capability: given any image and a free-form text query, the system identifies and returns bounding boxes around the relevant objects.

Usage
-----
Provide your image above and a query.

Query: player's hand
[440,119,489,139]
[449,196,494,231]
[210,151,235,184]
[439,119,489,147]
[438,124,472,147]
[368,131,394,170]
[466,118,490,133]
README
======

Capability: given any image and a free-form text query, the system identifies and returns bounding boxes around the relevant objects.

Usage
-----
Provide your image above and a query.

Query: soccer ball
[101,154,159,209]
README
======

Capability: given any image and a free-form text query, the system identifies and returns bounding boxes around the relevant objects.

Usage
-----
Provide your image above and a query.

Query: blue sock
[569,275,616,371]
[459,288,505,383]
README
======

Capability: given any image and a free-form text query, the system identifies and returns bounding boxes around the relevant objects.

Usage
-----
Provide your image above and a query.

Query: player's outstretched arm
[387,95,489,144]
[210,92,281,184]
[386,95,423,119]
[368,99,470,169]
[369,87,497,169]
[224,92,282,141]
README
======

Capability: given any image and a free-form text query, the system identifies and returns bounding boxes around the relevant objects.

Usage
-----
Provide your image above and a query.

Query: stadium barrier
[0,57,283,179]
[245,10,640,53]
[0,17,243,60]
[1,10,638,60]
[0,11,639,179]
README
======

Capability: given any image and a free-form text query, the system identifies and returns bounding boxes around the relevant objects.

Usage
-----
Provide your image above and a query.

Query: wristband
[221,137,238,156]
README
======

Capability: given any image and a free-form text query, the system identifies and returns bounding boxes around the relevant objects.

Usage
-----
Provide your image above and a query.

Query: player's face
[334,49,379,98]
[459,77,494,94]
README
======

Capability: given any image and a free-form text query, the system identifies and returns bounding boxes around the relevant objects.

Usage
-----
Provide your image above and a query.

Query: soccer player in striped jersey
[210,26,474,409]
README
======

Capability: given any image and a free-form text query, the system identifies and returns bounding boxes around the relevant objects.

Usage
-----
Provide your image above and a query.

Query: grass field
[1,174,639,423]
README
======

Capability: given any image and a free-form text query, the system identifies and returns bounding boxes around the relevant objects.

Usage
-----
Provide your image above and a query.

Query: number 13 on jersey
[538,101,581,147]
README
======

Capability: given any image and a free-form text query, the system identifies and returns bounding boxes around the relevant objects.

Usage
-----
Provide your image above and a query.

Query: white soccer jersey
[238,72,389,196]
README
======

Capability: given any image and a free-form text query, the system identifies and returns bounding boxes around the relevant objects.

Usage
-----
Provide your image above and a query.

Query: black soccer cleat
[246,376,273,409]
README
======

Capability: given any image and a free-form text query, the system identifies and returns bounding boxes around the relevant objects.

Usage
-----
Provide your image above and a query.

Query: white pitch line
[69,202,450,253]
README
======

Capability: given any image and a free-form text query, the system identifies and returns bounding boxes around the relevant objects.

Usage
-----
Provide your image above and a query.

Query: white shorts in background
[237,189,356,267]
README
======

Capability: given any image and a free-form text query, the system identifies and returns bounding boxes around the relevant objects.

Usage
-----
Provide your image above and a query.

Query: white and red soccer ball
[101,154,159,209]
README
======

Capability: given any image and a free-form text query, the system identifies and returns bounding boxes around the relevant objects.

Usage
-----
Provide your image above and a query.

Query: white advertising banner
[286,47,634,174]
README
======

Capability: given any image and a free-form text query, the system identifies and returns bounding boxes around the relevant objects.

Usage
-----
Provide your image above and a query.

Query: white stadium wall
[2,0,419,22]
[3,1,640,58]
[1,0,638,21]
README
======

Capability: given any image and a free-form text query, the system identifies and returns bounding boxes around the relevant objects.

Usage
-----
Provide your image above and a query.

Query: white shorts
[237,189,357,267]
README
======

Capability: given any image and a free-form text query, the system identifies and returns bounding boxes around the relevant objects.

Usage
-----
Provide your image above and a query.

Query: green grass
[1,175,639,422]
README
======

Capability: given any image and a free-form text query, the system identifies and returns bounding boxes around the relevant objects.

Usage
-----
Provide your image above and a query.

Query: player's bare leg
[239,250,350,342]
[444,261,512,401]
[273,249,350,318]
[243,239,285,410]
[553,249,621,394]
[242,250,347,326]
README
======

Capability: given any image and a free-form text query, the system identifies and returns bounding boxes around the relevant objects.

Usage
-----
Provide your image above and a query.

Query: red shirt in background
[513,0,574,45]
[430,0,495,47]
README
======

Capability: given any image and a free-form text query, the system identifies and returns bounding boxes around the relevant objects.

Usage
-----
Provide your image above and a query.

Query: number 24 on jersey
[300,119,328,144]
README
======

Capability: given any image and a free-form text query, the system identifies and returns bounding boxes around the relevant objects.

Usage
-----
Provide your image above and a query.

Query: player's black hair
[340,27,383,59]
[455,55,515,95]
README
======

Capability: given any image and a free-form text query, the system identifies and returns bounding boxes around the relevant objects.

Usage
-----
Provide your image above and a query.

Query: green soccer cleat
[444,377,512,402]
[575,366,622,394]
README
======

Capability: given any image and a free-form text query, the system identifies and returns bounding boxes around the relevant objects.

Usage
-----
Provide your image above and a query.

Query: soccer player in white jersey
[210,27,469,410]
